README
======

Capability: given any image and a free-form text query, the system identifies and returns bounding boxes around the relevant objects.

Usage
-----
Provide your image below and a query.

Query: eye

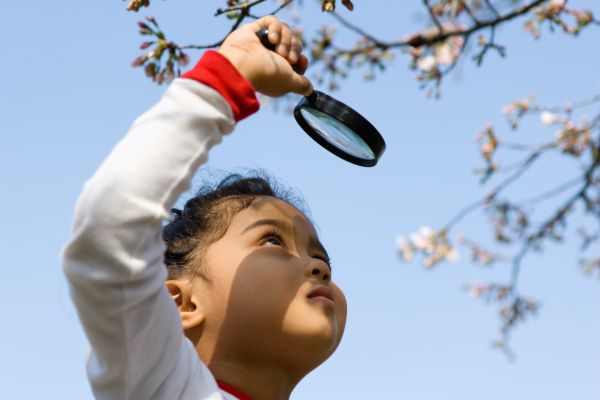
[261,230,285,247]
[314,255,332,271]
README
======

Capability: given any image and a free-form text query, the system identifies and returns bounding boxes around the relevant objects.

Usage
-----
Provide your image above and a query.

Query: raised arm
[62,17,309,400]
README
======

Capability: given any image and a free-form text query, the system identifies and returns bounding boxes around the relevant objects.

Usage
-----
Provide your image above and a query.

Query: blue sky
[2,1,599,399]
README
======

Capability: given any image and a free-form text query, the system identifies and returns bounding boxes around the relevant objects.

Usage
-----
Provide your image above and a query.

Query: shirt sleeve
[62,51,258,400]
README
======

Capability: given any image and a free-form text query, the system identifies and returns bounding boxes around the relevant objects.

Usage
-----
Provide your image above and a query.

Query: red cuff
[181,50,260,122]
[217,381,253,400]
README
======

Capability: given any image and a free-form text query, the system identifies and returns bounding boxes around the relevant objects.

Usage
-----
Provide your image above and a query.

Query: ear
[165,279,206,331]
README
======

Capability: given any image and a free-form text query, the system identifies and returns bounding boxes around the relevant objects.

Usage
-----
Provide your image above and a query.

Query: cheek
[223,251,303,326]
[332,284,347,312]
[332,283,347,337]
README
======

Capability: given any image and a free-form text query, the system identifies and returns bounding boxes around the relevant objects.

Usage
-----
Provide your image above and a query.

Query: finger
[289,36,302,64]
[295,54,309,75]
[286,70,313,96]
[252,15,282,44]
[276,23,292,59]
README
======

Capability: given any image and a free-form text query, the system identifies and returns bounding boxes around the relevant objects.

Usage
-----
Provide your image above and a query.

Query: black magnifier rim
[293,91,386,167]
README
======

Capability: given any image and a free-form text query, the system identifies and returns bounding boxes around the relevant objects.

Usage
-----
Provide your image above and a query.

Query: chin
[284,313,342,358]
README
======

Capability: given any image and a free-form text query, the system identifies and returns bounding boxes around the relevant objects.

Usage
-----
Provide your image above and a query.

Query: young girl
[63,16,347,400]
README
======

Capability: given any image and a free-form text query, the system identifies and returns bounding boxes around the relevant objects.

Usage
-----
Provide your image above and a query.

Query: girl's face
[193,196,347,376]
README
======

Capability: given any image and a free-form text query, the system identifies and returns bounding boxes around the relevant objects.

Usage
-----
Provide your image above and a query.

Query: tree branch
[181,0,271,50]
[270,0,294,16]
[334,0,547,54]
[461,0,481,24]
[444,150,542,231]
[516,176,582,206]
[215,0,268,16]
[423,0,444,32]
[330,11,385,46]
[483,0,500,18]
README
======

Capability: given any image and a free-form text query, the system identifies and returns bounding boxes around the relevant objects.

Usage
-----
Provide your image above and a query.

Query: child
[63,16,347,400]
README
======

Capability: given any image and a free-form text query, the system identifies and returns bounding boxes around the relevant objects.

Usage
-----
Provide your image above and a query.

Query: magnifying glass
[257,29,386,167]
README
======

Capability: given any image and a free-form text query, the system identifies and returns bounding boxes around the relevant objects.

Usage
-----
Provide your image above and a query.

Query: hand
[218,16,313,97]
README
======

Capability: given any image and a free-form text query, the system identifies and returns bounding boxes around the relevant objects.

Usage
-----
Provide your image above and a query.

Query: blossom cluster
[463,283,539,343]
[498,296,539,334]
[581,257,600,278]
[488,201,529,244]
[126,0,150,12]
[456,236,504,266]
[501,95,532,129]
[405,22,465,91]
[131,16,190,84]
[463,282,511,301]
[555,119,592,157]
[501,95,594,157]
[396,226,459,268]
[525,0,596,38]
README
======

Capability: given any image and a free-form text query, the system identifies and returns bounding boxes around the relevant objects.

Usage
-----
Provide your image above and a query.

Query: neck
[209,359,302,400]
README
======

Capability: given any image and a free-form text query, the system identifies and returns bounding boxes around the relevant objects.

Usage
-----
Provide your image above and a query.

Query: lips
[307,286,334,303]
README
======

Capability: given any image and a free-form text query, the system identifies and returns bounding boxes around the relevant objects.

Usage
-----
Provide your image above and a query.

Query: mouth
[307,286,335,305]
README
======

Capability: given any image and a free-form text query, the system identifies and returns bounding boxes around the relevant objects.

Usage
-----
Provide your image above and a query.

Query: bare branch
[330,11,385,46]
[483,0,500,18]
[363,0,544,50]
[181,0,270,50]
[444,150,541,231]
[215,0,268,16]
[461,0,481,24]
[422,0,444,32]
[270,0,294,15]
[517,176,582,206]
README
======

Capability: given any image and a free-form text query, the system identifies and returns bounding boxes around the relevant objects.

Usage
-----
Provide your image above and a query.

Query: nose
[304,259,331,283]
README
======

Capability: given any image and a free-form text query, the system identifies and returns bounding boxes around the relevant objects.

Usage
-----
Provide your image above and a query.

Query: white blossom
[540,111,558,127]
[417,55,437,72]
[395,235,414,262]
[446,248,460,262]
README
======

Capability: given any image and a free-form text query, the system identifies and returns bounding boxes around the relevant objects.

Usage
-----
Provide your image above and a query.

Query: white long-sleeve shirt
[62,51,259,400]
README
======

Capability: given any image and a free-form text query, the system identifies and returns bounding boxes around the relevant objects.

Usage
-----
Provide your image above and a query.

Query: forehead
[230,196,316,235]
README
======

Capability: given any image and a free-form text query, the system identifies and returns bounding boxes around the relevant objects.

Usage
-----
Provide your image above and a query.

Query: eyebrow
[242,218,330,260]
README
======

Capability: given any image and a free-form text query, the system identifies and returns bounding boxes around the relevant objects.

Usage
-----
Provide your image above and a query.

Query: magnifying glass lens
[299,107,376,161]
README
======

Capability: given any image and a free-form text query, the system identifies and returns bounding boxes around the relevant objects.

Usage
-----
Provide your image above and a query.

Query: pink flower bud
[178,53,190,67]
[144,62,157,78]
[131,55,148,67]
[322,0,335,12]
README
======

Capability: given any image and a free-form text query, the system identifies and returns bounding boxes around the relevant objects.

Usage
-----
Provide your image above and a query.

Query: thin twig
[509,244,530,290]
[526,152,599,246]
[529,94,600,113]
[517,176,582,206]
[483,0,501,17]
[270,0,294,15]
[499,142,542,152]
[215,0,268,16]
[330,11,386,46]
[444,151,541,230]
[461,0,481,24]
[492,141,558,173]
[181,1,259,50]
[423,0,444,32]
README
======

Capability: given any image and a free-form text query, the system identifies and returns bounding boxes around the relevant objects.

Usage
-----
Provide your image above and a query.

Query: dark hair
[162,172,306,279]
